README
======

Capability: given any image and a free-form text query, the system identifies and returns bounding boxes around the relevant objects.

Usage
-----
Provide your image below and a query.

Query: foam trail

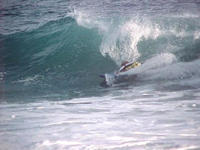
[121,53,200,82]
[122,53,177,75]
[144,59,200,81]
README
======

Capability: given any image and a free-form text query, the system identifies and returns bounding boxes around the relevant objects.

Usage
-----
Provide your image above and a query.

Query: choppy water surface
[1,87,200,150]
[0,0,200,149]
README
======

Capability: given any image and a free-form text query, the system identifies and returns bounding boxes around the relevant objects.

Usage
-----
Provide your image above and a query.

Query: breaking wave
[1,9,200,100]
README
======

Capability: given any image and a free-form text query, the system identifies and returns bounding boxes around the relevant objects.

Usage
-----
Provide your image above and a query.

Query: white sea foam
[122,53,200,83]
[0,72,6,81]
[169,12,200,19]
[13,75,40,85]
[100,20,162,65]
[71,9,200,68]
[122,53,177,75]
[194,31,200,40]
[71,9,108,32]
[1,90,199,150]
[143,59,200,81]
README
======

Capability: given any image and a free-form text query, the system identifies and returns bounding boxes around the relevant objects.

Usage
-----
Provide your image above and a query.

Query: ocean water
[0,0,200,149]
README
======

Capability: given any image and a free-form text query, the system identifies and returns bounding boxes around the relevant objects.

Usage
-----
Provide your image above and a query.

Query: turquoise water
[0,0,200,149]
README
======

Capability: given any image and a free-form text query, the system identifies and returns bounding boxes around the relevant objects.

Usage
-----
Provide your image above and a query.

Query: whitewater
[0,0,200,149]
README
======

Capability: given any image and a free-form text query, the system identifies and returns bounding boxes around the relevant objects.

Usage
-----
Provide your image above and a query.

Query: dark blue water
[0,0,200,149]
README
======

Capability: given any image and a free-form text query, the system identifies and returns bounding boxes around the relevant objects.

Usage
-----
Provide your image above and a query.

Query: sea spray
[100,19,162,65]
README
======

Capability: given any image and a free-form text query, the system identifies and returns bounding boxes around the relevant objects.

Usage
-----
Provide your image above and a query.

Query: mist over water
[0,0,200,149]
